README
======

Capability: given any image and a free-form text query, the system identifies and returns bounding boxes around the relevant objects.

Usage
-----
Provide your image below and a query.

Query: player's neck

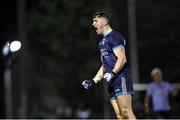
[103,26,112,37]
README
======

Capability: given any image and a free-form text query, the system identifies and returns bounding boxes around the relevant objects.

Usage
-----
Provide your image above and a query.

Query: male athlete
[82,11,136,119]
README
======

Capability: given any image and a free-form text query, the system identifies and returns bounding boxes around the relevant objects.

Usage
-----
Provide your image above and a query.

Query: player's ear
[102,18,108,26]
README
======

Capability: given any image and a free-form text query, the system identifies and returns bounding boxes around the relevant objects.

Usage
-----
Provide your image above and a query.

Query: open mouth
[94,27,98,31]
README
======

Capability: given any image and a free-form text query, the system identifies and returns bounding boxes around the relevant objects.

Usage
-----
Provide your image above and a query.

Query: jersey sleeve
[110,33,126,51]
[146,84,153,96]
[166,82,174,92]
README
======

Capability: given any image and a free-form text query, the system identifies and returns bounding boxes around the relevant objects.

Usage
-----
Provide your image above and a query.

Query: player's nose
[92,22,95,26]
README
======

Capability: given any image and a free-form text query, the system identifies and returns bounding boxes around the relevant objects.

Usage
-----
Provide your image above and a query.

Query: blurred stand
[3,40,22,118]
[0,50,5,118]
[4,56,13,118]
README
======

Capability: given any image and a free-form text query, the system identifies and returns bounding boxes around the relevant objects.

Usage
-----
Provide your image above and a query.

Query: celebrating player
[82,11,136,119]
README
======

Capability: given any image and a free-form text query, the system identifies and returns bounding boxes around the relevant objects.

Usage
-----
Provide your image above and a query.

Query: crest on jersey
[99,38,106,45]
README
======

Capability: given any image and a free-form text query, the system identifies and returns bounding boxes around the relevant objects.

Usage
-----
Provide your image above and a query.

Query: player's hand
[82,80,95,89]
[103,72,115,82]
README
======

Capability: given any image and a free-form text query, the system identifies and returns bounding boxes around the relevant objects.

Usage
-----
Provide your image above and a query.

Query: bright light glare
[10,41,21,52]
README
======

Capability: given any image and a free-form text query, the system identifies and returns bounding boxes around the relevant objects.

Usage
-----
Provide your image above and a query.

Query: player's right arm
[82,65,105,89]
[144,85,152,114]
[93,65,105,83]
[144,95,150,114]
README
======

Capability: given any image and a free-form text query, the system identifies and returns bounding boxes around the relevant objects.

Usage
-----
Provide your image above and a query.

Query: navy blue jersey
[99,30,127,73]
[99,30,134,99]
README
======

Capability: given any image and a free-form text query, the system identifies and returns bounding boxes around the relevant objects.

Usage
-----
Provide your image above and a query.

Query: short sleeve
[109,32,125,51]
[146,84,153,96]
[166,82,174,92]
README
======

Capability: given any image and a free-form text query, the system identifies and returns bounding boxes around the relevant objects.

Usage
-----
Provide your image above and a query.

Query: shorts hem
[110,92,134,100]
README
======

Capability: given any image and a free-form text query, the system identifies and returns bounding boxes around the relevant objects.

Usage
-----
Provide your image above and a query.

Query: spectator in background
[144,67,178,119]
[74,102,91,119]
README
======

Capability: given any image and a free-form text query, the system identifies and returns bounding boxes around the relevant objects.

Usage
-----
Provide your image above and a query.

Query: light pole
[127,0,139,84]
[3,40,21,118]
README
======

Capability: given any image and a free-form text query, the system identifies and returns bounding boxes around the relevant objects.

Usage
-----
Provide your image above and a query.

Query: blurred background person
[144,67,178,119]
[74,102,91,119]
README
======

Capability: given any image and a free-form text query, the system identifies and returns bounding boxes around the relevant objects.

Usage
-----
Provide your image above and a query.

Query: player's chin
[96,32,100,35]
[96,30,101,35]
[95,29,98,34]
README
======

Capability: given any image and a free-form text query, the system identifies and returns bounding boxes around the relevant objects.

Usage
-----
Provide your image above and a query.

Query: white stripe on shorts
[121,77,127,94]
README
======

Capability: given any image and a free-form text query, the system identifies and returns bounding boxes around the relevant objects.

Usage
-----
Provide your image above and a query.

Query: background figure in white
[144,67,178,119]
[75,102,91,119]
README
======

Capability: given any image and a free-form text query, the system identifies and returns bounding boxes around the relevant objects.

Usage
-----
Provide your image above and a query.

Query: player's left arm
[112,46,127,74]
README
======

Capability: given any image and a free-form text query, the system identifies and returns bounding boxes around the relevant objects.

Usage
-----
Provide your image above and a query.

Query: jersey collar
[103,28,113,37]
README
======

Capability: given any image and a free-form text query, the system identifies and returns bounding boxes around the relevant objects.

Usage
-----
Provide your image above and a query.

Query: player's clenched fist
[103,72,115,82]
[82,80,95,89]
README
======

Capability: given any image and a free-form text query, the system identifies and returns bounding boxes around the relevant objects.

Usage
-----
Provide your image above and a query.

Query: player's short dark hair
[93,11,111,24]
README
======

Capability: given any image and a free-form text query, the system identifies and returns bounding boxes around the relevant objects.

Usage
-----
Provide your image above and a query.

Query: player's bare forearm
[144,95,150,113]
[112,47,127,74]
[113,56,126,73]
[93,65,105,83]
[144,95,150,106]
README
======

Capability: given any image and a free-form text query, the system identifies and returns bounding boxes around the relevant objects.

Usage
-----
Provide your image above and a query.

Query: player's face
[153,73,162,82]
[92,17,104,35]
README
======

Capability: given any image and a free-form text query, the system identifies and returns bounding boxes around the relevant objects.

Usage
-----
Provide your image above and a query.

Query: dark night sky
[0,0,37,42]
[1,0,17,43]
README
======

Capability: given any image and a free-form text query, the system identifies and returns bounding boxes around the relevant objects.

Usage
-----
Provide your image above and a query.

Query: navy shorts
[107,69,134,100]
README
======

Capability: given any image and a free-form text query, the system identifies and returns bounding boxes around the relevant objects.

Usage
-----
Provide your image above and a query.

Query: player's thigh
[111,99,122,118]
[111,99,120,114]
[116,94,133,110]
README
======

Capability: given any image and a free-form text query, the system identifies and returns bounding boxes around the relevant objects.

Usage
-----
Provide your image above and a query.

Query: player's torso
[152,82,170,97]
[151,82,171,111]
[99,35,115,72]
